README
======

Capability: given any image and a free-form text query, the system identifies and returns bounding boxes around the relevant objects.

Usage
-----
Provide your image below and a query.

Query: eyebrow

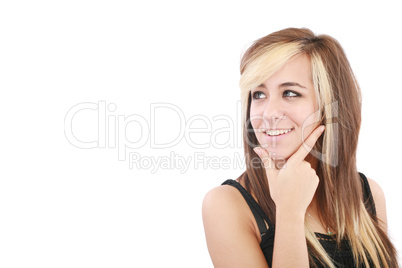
[257,82,307,89]
[279,82,306,89]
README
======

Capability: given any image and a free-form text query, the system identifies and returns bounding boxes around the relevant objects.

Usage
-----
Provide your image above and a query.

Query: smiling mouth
[265,128,293,136]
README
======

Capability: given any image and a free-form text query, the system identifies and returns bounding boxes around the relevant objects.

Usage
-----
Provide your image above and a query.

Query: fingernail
[320,125,326,132]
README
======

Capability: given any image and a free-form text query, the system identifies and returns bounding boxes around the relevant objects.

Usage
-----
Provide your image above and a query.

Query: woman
[202,28,398,267]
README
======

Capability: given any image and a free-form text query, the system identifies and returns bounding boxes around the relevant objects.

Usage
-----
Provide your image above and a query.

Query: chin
[262,148,292,161]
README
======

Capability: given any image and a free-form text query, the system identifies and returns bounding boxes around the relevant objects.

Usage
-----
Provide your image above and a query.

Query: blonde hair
[239,28,398,267]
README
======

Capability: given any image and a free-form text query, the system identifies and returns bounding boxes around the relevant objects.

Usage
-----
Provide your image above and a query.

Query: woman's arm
[202,185,269,268]
[272,208,309,267]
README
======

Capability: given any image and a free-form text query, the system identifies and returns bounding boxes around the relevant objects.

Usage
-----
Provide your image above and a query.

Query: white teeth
[266,129,292,136]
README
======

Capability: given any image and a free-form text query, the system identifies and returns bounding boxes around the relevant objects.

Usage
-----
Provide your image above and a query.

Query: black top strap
[222,179,270,236]
[359,172,377,216]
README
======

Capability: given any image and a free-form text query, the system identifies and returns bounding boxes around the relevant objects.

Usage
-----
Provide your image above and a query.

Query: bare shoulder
[202,184,254,237]
[203,184,241,206]
[366,177,386,204]
[202,184,268,267]
[202,184,247,215]
[366,177,388,232]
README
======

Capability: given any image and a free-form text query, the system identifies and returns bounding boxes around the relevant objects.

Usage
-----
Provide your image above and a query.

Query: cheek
[291,99,319,127]
[292,107,320,138]
[249,103,259,119]
[249,105,264,129]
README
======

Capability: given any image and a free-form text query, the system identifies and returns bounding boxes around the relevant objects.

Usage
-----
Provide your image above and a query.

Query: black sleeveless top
[221,172,376,268]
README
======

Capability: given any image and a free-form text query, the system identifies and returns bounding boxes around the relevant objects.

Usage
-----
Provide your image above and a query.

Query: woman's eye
[252,91,266,100]
[283,90,301,98]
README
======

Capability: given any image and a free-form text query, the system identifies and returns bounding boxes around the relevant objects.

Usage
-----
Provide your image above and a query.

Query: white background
[1,0,401,267]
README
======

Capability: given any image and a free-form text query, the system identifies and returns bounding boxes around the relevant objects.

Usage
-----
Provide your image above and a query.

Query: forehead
[262,54,313,88]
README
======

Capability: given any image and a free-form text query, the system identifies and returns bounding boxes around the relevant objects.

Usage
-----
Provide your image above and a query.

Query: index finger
[289,125,325,163]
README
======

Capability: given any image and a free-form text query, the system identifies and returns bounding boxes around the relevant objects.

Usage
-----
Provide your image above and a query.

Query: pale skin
[202,55,388,268]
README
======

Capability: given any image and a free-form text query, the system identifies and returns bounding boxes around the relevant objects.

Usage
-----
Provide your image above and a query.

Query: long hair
[239,28,398,267]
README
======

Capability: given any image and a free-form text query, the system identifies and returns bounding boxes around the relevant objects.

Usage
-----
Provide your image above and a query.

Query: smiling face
[249,54,319,160]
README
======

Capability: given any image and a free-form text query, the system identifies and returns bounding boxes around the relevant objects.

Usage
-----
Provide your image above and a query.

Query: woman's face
[249,54,319,161]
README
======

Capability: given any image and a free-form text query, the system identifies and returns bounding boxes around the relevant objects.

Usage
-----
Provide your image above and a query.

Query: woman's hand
[253,125,325,214]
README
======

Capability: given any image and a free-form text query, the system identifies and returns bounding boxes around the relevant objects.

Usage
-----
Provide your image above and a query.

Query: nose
[262,98,286,129]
